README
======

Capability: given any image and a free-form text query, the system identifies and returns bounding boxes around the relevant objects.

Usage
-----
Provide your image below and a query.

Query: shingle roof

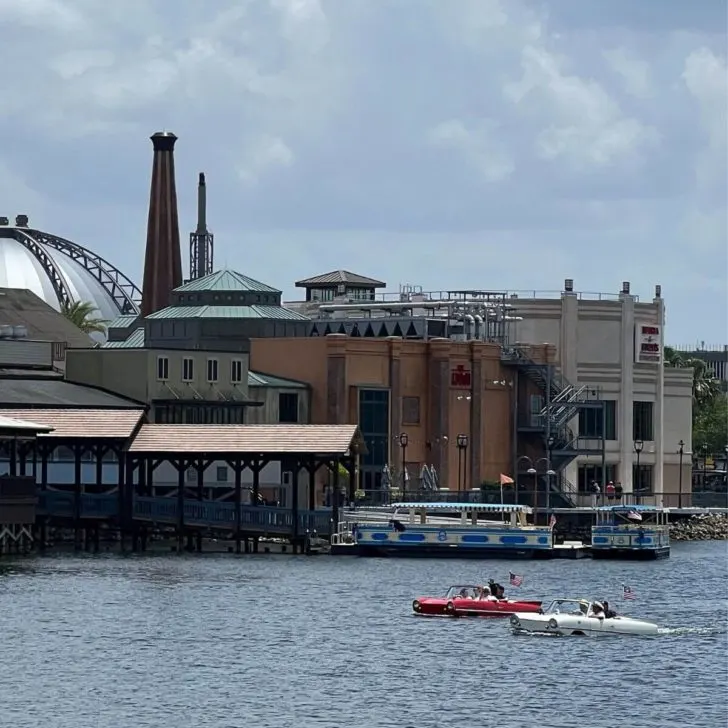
[146,305,309,321]
[128,424,363,454]
[295,270,386,288]
[0,288,95,348]
[0,378,145,407]
[175,269,281,294]
[103,327,145,348]
[248,371,308,389]
[0,408,144,438]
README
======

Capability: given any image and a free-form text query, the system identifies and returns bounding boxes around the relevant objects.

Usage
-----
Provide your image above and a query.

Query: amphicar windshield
[544,599,591,616]
[445,585,481,599]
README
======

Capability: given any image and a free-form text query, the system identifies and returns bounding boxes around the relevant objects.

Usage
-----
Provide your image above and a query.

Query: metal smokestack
[189,172,214,280]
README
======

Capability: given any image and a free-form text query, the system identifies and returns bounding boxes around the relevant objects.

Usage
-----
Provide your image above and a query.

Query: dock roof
[0,408,145,439]
[0,413,54,435]
[128,423,364,455]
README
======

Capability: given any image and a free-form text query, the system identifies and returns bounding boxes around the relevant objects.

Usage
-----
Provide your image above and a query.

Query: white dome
[0,227,140,322]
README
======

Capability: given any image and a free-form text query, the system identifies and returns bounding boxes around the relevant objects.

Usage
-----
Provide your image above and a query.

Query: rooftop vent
[0,216,9,226]
[15,214,29,227]
[621,281,630,294]
[655,284,661,298]
[0,324,29,339]
[564,278,574,292]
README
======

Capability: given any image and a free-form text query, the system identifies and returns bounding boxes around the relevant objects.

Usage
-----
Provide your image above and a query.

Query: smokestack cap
[199,172,206,185]
[621,281,630,294]
[655,284,661,298]
[564,278,574,292]
[150,131,178,152]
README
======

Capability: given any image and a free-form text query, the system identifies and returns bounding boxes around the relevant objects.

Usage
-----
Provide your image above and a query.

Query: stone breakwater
[670,514,728,541]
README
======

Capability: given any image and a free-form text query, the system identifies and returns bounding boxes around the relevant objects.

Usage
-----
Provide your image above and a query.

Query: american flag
[509,572,524,587]
[622,585,636,600]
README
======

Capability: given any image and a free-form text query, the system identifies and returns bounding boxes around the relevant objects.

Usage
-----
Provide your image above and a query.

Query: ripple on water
[0,542,726,727]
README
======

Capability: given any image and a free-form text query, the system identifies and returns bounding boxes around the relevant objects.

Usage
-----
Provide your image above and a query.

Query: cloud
[0,0,725,342]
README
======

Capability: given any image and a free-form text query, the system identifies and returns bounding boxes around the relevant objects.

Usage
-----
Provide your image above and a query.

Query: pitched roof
[128,424,364,455]
[0,378,145,407]
[247,370,308,389]
[0,413,54,434]
[294,270,386,288]
[0,288,95,348]
[175,269,281,294]
[102,327,145,348]
[0,408,144,438]
[145,305,309,321]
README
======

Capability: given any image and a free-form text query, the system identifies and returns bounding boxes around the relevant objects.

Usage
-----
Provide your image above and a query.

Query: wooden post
[176,459,185,553]
[252,462,260,554]
[234,461,243,554]
[73,444,83,551]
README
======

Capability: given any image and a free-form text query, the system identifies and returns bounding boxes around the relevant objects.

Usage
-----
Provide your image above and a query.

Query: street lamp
[516,455,534,505]
[702,442,709,488]
[456,434,469,492]
[633,439,644,504]
[678,440,684,509]
[535,457,556,512]
[399,432,408,500]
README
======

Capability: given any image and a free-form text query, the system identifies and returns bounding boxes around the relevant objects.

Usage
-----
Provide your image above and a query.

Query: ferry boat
[591,505,670,560]
[333,502,554,559]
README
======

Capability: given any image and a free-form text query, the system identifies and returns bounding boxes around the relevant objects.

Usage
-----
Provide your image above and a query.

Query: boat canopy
[390,502,532,513]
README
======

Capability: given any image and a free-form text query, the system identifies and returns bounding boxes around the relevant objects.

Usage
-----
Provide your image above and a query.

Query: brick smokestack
[141,131,183,317]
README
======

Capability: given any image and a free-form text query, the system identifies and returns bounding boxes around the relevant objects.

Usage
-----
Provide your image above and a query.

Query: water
[1,542,726,728]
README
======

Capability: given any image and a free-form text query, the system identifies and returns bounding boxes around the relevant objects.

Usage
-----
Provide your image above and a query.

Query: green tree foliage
[664,346,726,451]
[60,301,107,334]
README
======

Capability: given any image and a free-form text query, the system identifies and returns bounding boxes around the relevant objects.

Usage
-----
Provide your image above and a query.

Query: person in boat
[603,600,617,619]
[477,586,498,601]
[590,601,605,618]
[488,580,506,599]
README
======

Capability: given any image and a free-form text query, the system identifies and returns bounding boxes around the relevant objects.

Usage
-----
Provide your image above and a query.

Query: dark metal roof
[0,288,95,348]
[146,305,309,321]
[0,377,145,408]
[175,269,280,294]
[247,371,308,389]
[294,270,386,288]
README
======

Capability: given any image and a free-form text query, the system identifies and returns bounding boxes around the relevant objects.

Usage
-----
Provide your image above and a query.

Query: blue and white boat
[338,502,554,559]
[591,505,670,560]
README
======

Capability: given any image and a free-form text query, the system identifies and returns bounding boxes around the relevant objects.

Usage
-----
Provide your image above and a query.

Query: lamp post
[633,439,644,504]
[399,432,408,500]
[456,434,469,493]
[678,439,684,509]
[535,457,556,513]
[702,442,709,488]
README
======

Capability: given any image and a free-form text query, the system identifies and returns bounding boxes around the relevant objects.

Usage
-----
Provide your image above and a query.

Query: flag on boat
[500,473,515,485]
[622,585,636,600]
[549,514,557,528]
[509,572,524,587]
[626,510,643,521]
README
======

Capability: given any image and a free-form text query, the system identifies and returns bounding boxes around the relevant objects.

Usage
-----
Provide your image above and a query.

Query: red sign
[451,365,471,388]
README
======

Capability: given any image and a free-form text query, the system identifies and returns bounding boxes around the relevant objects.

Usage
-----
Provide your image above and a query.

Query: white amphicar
[509,598,660,637]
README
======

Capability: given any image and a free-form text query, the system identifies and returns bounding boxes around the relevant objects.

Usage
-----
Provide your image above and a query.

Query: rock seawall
[670,514,728,541]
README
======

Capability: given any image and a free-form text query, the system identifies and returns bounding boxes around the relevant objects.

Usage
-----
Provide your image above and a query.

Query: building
[249,335,557,497]
[669,344,728,392]
[0,215,141,322]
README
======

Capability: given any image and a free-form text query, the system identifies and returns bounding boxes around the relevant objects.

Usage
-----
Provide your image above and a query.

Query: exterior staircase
[503,347,596,508]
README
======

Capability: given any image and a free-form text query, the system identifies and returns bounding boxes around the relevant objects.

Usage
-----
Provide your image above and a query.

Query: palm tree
[61,301,107,335]
[664,346,721,406]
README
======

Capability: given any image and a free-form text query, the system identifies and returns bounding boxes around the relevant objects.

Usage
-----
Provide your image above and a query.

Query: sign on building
[451,364,472,388]
[635,323,662,364]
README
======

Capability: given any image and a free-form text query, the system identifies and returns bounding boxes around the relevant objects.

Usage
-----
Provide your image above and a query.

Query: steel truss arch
[11,228,142,315]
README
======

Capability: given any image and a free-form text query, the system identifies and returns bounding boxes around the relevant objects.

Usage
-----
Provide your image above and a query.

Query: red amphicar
[412,584,542,618]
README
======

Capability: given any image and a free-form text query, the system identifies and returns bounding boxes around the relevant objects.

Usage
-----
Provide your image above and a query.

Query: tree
[61,301,107,335]
[664,346,722,407]
[692,395,728,454]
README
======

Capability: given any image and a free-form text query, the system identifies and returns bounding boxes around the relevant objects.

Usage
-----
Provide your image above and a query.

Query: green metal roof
[146,305,309,321]
[103,328,145,348]
[174,269,281,294]
[248,371,308,389]
[107,314,139,330]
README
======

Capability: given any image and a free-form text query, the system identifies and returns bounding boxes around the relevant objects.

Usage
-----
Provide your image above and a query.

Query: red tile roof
[128,424,363,454]
[0,409,145,439]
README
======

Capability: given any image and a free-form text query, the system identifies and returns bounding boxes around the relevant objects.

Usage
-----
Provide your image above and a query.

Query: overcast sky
[1,0,726,344]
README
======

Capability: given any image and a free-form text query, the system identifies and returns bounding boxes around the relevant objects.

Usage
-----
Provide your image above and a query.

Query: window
[402,396,420,425]
[633,464,653,494]
[633,401,654,441]
[206,358,219,382]
[278,392,299,423]
[577,465,617,493]
[231,359,243,384]
[182,357,194,382]
[578,401,617,440]
[529,395,544,427]
[216,466,228,482]
[157,356,169,381]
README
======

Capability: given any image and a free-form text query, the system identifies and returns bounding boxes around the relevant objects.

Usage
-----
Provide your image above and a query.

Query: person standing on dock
[606,481,616,501]
[615,482,623,504]
[591,481,601,507]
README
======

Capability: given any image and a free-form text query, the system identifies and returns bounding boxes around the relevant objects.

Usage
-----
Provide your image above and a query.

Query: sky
[0,0,726,345]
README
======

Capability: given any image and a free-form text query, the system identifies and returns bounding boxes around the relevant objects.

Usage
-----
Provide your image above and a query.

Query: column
[619,285,636,494]
[653,287,666,506]
[427,339,451,488]
[469,342,484,492]
[388,337,403,445]
[560,281,579,488]
[325,334,348,424]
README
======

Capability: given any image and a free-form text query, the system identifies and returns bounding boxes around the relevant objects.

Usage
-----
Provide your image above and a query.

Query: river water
[1,541,726,728]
